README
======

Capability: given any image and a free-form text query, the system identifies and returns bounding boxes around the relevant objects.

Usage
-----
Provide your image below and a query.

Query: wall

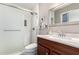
[31,4,39,43]
[39,3,53,35]
[49,3,79,38]
[38,3,65,35]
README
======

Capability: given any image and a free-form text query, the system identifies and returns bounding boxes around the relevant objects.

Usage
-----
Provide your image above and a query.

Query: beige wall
[39,3,53,34]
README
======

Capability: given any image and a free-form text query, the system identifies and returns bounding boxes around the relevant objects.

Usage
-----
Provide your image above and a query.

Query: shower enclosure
[0,4,32,54]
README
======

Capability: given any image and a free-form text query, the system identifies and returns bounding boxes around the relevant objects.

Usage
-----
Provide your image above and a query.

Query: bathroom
[38,3,79,55]
[0,3,79,55]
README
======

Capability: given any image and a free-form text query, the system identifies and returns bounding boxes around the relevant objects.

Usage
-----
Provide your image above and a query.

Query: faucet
[58,31,72,40]
[58,31,66,38]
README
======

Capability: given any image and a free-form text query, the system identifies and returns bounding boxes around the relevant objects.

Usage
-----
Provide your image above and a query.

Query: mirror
[68,9,79,22]
[49,3,79,26]
[61,9,79,23]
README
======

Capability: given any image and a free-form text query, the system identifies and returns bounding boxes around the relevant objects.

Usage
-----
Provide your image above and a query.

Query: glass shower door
[0,4,25,54]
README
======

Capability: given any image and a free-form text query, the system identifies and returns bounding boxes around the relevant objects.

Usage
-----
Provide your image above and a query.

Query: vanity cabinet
[38,44,49,55]
[37,37,79,55]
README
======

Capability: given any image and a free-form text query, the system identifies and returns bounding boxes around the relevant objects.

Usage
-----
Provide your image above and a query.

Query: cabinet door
[37,44,49,55]
[50,50,61,55]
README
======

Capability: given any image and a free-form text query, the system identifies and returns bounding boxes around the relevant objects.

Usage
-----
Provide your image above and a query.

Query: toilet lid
[25,43,37,49]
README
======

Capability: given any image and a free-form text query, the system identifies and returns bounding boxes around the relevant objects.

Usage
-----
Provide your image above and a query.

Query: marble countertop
[37,35,79,48]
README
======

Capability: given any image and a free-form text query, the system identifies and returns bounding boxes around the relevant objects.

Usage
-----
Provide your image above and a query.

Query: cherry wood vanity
[37,36,79,55]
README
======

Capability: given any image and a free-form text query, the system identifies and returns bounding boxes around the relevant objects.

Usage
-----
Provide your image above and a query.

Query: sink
[47,35,79,47]
[48,35,72,40]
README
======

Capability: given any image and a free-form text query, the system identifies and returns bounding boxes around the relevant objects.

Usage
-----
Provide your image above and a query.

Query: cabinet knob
[46,52,48,55]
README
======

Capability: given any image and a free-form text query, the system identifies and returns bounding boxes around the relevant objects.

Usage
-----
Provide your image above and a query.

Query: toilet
[21,43,37,55]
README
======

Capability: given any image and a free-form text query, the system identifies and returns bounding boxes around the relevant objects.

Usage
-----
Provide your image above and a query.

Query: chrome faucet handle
[58,33,61,37]
[62,32,66,37]
[63,34,65,37]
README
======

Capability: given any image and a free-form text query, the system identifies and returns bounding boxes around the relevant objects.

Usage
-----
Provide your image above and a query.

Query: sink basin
[47,35,71,40]
[47,35,79,48]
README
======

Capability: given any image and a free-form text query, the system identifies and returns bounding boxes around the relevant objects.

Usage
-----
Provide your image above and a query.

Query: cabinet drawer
[50,50,61,55]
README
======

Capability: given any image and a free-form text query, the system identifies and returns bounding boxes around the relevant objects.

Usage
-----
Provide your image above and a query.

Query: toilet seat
[25,43,37,50]
[21,43,37,55]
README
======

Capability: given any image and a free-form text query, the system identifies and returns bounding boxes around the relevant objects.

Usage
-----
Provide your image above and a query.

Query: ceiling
[14,3,38,10]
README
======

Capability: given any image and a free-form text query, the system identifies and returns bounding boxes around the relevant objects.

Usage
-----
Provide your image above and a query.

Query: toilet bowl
[21,43,37,55]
